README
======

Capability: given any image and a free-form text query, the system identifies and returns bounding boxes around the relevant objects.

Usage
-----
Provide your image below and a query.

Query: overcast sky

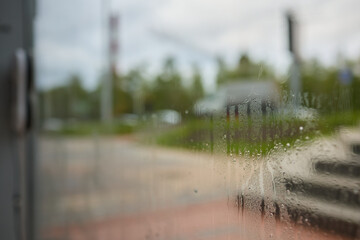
[35,0,360,91]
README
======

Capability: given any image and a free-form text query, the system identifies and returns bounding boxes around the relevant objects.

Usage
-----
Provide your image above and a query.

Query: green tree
[113,74,133,116]
[300,58,360,113]
[151,57,192,112]
[43,74,91,120]
[190,64,204,102]
[67,75,91,118]
[216,54,274,86]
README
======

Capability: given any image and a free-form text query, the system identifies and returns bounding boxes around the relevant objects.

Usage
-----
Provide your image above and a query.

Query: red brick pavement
[42,198,350,240]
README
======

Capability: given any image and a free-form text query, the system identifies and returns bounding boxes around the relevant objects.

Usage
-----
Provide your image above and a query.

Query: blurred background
[36,0,360,125]
[21,0,360,239]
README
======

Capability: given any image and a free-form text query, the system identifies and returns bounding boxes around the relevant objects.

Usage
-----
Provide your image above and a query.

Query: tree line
[38,54,360,121]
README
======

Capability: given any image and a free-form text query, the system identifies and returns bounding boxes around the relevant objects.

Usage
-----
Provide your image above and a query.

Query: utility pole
[109,14,119,77]
[286,11,301,106]
[101,0,118,123]
[109,13,119,116]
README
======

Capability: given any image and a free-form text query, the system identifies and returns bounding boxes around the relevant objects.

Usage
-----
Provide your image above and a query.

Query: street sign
[339,68,353,85]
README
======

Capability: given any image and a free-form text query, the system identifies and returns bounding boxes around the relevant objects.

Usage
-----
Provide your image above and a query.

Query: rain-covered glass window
[35,0,360,239]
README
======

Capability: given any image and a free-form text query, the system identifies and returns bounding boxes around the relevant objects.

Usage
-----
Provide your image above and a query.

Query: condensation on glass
[35,0,360,239]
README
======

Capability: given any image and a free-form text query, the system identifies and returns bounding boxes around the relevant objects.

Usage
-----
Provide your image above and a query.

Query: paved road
[37,135,355,240]
[37,136,242,234]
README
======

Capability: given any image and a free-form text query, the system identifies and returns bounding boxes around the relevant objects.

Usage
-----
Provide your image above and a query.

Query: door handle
[12,49,29,135]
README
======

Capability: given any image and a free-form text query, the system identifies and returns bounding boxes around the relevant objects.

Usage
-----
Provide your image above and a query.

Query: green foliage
[190,64,205,101]
[151,58,189,111]
[154,116,308,155]
[154,111,360,156]
[141,57,204,114]
[216,54,275,85]
[54,121,136,136]
[318,111,360,134]
[301,59,360,113]
[114,76,133,115]
[39,54,360,130]
[38,74,98,121]
[156,119,213,150]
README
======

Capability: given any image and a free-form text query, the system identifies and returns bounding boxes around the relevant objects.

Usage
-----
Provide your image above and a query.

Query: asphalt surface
[36,135,357,240]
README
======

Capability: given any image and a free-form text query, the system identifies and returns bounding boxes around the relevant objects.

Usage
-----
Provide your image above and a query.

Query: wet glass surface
[35,0,360,239]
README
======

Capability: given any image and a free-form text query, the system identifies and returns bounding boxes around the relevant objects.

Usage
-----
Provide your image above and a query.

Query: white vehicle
[155,109,182,125]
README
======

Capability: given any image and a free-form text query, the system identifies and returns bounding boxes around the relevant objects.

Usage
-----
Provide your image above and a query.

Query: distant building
[194,80,280,116]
